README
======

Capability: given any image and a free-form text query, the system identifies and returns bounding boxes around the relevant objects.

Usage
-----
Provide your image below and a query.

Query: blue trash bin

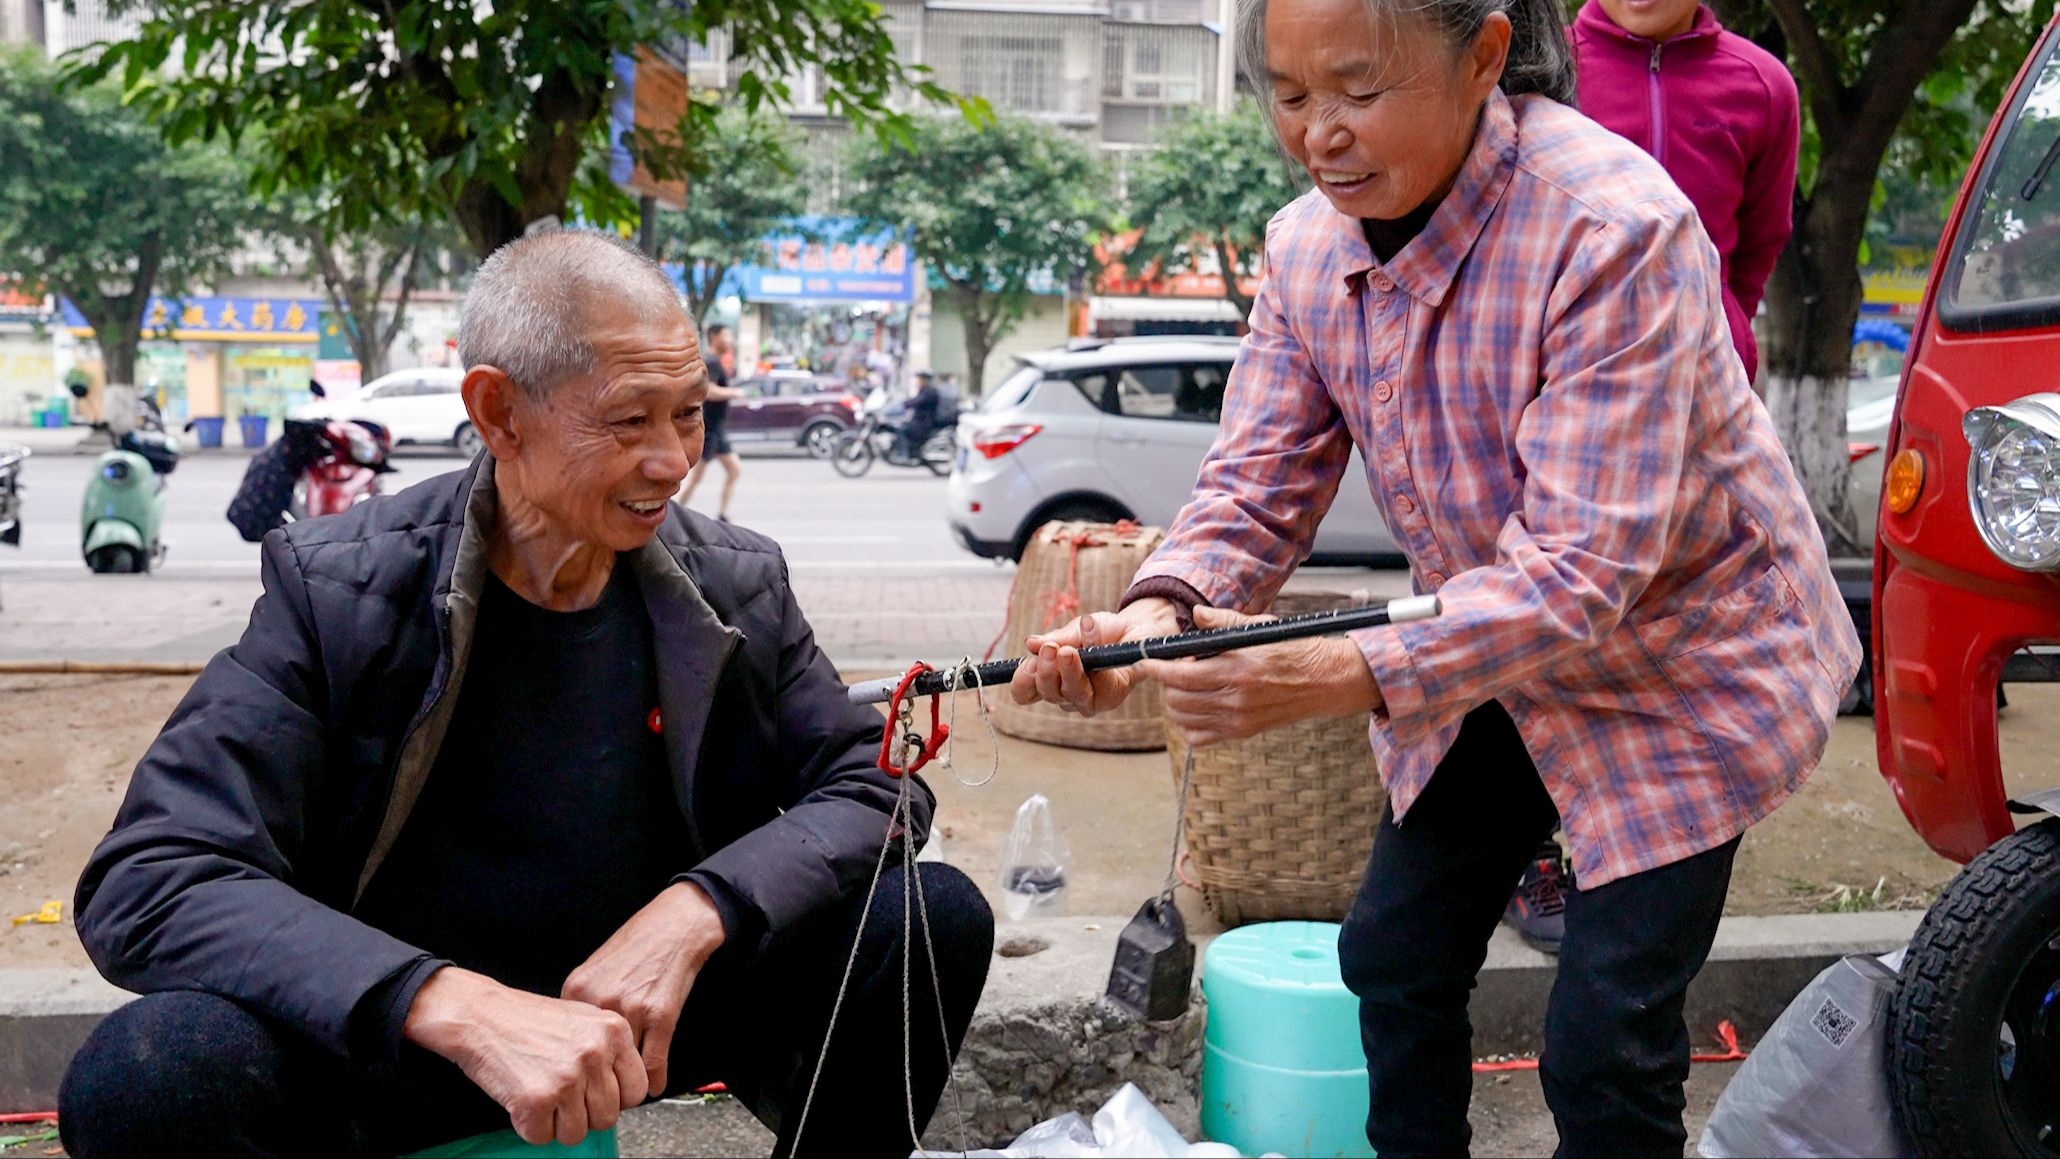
[238,414,269,448]
[191,416,224,449]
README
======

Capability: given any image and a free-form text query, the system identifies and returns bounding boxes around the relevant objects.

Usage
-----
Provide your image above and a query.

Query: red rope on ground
[0,1112,57,1124]
[1471,1021,1748,1073]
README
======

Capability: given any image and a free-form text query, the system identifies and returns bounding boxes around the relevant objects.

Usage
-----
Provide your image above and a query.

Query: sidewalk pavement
[0,424,260,457]
[0,565,1406,671]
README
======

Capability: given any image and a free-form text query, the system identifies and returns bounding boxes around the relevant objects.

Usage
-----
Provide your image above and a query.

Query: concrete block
[919,918,1209,1152]
[1467,911,1920,1057]
[0,910,1922,1133]
[0,969,131,1112]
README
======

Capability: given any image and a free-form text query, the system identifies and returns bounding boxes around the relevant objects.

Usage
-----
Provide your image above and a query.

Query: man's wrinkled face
[512,314,705,552]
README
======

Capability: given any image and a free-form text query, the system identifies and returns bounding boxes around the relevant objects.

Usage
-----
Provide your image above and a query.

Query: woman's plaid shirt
[1134,92,1862,888]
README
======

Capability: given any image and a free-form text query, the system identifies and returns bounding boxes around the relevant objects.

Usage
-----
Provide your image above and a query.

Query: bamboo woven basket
[987,520,1168,752]
[1165,590,1386,925]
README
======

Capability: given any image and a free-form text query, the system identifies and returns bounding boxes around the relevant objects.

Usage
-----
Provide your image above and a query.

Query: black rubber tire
[830,433,873,478]
[801,421,845,460]
[1888,817,2060,1157]
[455,423,484,460]
[87,545,141,574]
[920,431,954,476]
[1010,498,1131,561]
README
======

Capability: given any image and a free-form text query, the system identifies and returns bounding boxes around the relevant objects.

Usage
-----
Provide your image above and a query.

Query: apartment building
[695,0,1236,192]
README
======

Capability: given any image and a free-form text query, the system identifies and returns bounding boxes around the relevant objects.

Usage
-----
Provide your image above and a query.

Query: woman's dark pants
[1339,702,1739,1158]
[59,863,992,1159]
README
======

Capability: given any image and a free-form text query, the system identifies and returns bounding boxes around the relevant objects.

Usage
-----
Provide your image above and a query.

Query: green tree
[652,106,812,325]
[79,1,967,259]
[297,212,469,383]
[1708,0,2058,555]
[0,48,251,392]
[846,116,1112,395]
[1124,99,1307,320]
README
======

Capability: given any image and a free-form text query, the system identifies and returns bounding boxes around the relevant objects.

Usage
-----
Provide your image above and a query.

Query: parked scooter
[81,396,180,574]
[227,393,392,543]
[0,441,26,610]
[0,441,24,549]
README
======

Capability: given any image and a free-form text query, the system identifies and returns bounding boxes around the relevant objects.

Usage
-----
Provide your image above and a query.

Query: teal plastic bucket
[1201,921,1373,1158]
[401,1126,618,1158]
[191,416,224,448]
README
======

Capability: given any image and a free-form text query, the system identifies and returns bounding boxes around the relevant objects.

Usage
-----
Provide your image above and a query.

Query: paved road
[0,441,1404,667]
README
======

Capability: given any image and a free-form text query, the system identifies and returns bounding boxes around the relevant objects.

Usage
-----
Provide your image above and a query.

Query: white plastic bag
[913,1082,1260,1158]
[1699,953,1915,1158]
[998,793,1070,920]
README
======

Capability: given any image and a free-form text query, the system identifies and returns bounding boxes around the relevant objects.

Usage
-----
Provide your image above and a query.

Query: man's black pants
[60,863,992,1159]
[1338,702,1739,1158]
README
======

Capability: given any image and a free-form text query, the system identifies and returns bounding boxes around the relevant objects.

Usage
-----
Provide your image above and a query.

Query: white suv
[947,336,1399,563]
[290,367,475,455]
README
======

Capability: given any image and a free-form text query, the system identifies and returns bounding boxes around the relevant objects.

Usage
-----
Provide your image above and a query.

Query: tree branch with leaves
[651,106,812,325]
[78,0,974,258]
[1123,100,1307,321]
[0,48,251,393]
[846,115,1112,395]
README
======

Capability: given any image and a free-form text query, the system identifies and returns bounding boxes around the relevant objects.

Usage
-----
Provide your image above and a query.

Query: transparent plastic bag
[912,1083,1263,1157]
[998,793,1070,920]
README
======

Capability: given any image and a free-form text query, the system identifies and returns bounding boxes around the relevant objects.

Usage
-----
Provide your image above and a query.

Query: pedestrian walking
[677,323,743,522]
[1010,0,1858,1154]
[1490,1,1805,954]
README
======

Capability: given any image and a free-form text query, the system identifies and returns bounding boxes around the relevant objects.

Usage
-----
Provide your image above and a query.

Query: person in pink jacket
[1573,0,1799,385]
[1492,0,1804,956]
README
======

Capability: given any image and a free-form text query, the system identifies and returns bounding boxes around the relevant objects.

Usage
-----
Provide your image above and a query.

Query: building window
[1103,27,1210,105]
[959,35,1063,113]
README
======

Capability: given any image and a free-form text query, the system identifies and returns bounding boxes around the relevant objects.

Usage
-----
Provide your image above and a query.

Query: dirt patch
[5,673,2059,970]
[0,675,194,971]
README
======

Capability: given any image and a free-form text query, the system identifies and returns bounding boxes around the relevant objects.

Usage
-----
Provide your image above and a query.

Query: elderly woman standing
[1011,0,1859,1153]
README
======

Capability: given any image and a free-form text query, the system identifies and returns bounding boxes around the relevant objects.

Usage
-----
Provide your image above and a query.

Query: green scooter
[81,396,181,574]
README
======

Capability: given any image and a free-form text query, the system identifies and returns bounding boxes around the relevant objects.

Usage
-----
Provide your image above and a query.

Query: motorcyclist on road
[895,370,942,463]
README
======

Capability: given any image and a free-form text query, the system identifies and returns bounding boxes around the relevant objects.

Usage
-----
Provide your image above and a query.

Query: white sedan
[291,367,477,456]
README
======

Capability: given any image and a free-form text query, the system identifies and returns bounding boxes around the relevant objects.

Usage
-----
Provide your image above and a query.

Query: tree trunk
[1755,0,1977,558]
[953,285,996,397]
[688,261,728,327]
[1213,236,1254,321]
[97,321,139,393]
[452,74,601,258]
[1761,154,1876,557]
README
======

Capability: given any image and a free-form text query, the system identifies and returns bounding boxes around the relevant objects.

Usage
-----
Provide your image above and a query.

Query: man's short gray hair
[459,230,689,400]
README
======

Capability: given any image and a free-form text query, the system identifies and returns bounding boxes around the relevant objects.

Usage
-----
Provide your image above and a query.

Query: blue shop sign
[731,216,914,305]
[61,295,324,343]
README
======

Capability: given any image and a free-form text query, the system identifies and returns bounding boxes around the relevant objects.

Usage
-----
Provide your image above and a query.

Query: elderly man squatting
[58,231,992,1159]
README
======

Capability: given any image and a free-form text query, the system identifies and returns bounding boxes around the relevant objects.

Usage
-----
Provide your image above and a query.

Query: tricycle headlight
[1964,393,2060,570]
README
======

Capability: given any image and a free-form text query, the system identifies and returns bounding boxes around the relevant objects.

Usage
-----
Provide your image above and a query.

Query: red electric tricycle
[1872,12,2060,1156]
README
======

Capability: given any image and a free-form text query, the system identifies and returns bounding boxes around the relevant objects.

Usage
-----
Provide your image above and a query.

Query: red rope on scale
[877,662,949,778]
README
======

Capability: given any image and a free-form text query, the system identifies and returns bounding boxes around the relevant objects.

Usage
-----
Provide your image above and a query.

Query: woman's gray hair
[1235,0,1577,107]
[458,230,688,401]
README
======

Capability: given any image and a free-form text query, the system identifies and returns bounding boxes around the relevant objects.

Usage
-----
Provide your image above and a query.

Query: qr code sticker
[1812,998,1857,1048]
